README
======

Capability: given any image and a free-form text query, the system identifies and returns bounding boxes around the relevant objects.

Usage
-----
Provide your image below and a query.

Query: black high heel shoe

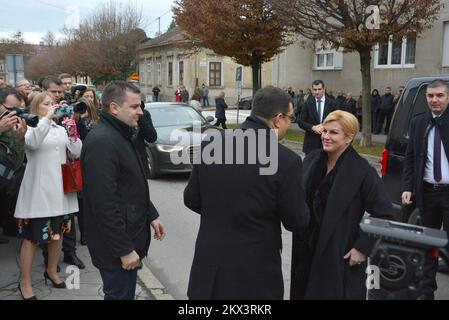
[18,283,37,300]
[44,271,66,289]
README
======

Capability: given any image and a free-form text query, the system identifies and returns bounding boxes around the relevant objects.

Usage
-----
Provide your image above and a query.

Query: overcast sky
[0,0,175,44]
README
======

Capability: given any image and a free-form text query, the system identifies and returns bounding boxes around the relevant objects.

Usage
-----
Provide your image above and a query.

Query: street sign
[5,54,24,86]
[236,66,243,126]
[236,66,242,82]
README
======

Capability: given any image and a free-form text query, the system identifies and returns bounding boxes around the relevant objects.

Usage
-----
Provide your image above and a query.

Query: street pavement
[0,229,151,300]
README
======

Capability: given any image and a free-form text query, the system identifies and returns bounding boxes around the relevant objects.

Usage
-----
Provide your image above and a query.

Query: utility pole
[158,17,161,35]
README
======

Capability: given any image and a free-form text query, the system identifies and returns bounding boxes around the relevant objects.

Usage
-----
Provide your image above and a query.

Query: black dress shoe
[44,271,66,289]
[64,254,86,269]
[18,284,37,300]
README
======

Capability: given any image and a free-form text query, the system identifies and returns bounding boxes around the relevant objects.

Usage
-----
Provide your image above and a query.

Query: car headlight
[156,144,185,153]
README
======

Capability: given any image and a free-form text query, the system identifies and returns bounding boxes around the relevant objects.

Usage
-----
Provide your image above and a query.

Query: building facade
[137,27,272,105]
[272,2,449,96]
[0,59,6,82]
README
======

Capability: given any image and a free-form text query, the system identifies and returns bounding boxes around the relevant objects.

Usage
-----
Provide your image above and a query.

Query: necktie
[317,99,322,123]
[434,117,442,182]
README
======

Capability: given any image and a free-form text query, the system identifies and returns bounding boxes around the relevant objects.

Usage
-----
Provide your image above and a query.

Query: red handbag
[61,159,83,193]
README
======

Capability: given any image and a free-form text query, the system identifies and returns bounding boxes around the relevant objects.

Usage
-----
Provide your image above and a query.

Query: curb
[137,262,175,300]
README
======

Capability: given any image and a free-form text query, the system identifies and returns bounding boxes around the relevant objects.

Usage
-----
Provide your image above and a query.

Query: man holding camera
[0,89,27,243]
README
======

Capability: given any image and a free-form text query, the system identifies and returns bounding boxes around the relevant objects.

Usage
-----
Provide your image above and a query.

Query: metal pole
[237,93,240,126]
[13,54,17,87]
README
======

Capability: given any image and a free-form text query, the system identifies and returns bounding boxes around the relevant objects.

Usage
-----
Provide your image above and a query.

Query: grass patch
[225,124,383,157]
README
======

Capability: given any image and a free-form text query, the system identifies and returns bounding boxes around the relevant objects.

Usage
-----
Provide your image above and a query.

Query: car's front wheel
[146,147,160,179]
[242,101,251,110]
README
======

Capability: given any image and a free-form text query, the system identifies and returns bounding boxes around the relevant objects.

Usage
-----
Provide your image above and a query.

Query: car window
[150,107,206,127]
[411,84,428,116]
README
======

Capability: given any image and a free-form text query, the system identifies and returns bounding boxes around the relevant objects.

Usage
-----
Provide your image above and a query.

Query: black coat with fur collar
[291,147,394,299]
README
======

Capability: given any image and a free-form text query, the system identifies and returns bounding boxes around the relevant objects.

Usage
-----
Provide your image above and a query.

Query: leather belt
[424,181,449,191]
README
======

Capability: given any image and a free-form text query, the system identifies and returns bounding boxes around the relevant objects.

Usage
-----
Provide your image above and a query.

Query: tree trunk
[251,58,262,96]
[359,47,373,147]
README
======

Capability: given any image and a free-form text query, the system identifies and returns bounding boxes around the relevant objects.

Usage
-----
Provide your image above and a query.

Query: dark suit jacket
[402,108,449,210]
[299,96,336,154]
[184,116,309,300]
[133,109,157,179]
[291,148,394,299]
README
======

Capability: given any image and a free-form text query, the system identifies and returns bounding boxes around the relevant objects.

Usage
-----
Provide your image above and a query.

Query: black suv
[381,75,449,223]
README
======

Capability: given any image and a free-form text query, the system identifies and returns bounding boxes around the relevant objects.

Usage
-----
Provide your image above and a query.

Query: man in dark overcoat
[81,81,165,300]
[299,80,336,154]
[184,86,309,300]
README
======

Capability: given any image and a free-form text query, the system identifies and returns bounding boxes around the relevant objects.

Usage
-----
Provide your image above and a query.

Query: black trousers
[214,119,227,129]
[375,110,393,134]
[100,269,138,300]
[420,185,449,298]
[2,167,25,236]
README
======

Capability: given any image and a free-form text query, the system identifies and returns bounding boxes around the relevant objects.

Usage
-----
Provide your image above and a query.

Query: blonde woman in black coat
[290,110,395,300]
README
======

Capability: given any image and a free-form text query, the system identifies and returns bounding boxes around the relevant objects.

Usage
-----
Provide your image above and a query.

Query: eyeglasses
[280,113,295,121]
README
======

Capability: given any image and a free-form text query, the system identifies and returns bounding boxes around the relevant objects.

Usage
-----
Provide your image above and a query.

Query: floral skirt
[17,214,72,245]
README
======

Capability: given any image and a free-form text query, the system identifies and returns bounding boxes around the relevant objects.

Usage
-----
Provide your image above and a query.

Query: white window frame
[443,21,449,67]
[139,60,146,86]
[167,61,173,86]
[147,58,152,85]
[313,41,343,70]
[207,61,224,87]
[178,60,185,86]
[374,35,416,69]
[157,62,162,85]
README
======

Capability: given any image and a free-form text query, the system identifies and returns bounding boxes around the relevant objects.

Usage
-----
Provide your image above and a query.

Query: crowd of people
[0,75,165,300]
[286,84,404,134]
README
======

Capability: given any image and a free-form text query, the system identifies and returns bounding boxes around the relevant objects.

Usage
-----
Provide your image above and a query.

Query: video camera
[56,101,88,118]
[360,217,448,299]
[0,107,39,128]
[66,85,88,104]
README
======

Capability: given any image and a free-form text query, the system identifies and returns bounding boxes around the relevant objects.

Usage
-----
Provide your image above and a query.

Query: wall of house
[272,2,449,97]
[0,59,6,82]
[138,46,272,105]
